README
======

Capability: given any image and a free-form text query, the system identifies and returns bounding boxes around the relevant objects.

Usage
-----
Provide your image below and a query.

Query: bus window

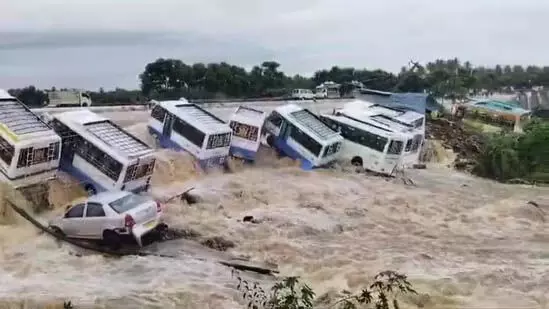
[172,117,205,147]
[387,140,403,155]
[151,105,167,123]
[0,135,14,165]
[322,142,341,157]
[405,139,412,152]
[206,133,231,149]
[289,125,322,156]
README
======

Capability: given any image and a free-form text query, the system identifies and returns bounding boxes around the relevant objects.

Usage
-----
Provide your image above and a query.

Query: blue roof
[468,100,530,115]
[358,89,440,114]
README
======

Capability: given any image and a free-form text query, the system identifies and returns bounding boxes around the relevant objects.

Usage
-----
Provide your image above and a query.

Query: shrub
[233,270,417,309]
[473,119,549,183]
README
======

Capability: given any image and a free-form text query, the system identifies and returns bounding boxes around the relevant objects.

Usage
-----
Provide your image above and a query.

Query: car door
[83,202,107,238]
[61,203,86,237]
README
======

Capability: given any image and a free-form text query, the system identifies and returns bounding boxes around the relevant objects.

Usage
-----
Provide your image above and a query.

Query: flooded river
[0,108,548,309]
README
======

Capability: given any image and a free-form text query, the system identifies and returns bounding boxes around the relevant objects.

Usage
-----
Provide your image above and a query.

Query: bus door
[279,120,291,140]
[163,114,173,138]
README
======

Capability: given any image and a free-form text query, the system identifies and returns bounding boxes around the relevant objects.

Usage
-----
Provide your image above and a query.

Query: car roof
[86,190,132,204]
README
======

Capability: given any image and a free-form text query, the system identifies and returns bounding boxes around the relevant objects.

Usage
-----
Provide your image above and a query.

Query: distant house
[357,88,442,115]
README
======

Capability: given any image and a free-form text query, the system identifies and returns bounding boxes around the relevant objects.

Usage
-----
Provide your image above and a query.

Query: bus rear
[121,155,156,192]
[229,106,267,161]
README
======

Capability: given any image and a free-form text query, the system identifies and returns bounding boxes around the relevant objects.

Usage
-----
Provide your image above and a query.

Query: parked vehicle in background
[228,106,268,161]
[291,89,315,100]
[315,81,341,99]
[50,110,156,195]
[147,99,232,170]
[263,104,343,169]
[45,89,92,107]
[49,190,166,249]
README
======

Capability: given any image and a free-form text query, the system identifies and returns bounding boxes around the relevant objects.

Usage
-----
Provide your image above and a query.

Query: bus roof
[0,91,57,140]
[231,105,267,127]
[275,104,341,141]
[157,101,230,134]
[343,99,424,126]
[55,110,153,159]
[322,113,398,137]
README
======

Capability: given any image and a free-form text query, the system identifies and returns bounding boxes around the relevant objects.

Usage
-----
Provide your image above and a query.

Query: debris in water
[242,215,261,224]
[201,236,236,251]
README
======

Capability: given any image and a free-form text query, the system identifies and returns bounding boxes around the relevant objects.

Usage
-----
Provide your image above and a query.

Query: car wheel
[49,226,65,238]
[84,184,97,196]
[103,230,122,250]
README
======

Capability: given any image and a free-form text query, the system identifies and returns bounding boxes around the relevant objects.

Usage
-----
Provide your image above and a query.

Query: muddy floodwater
[0,123,548,309]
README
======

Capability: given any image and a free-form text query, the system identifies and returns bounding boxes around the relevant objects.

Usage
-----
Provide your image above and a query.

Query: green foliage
[10,58,549,105]
[7,86,48,107]
[233,270,416,309]
[473,120,549,183]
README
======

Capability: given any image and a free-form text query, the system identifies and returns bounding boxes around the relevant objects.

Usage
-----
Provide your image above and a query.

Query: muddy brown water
[0,121,548,309]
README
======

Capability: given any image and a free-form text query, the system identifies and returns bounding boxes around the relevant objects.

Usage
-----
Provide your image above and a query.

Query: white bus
[228,106,267,161]
[50,110,156,195]
[263,104,343,169]
[341,100,425,168]
[147,99,232,169]
[0,90,61,191]
[319,110,411,175]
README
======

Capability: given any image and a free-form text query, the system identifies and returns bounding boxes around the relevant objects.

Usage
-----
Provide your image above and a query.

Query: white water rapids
[0,104,547,309]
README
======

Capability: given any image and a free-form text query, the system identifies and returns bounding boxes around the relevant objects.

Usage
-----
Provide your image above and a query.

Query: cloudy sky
[0,0,547,90]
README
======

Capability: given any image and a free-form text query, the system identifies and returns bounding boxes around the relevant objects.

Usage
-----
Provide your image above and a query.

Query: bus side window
[405,139,412,152]
[387,140,404,155]
[151,105,167,122]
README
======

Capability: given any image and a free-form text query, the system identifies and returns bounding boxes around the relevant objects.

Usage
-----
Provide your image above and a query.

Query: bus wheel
[84,184,97,196]
[266,135,275,147]
[351,157,363,167]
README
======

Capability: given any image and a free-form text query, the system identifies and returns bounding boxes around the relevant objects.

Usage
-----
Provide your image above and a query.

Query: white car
[49,190,167,249]
[291,89,315,100]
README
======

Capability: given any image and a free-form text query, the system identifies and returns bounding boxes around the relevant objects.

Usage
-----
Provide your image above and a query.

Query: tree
[7,86,48,107]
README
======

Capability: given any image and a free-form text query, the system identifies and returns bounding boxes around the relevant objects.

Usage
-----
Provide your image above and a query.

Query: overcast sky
[1,0,548,90]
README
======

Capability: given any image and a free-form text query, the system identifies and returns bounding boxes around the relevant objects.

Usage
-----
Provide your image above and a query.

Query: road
[96,99,354,127]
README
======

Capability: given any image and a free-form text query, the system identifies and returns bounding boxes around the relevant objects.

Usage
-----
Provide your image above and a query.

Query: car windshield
[108,193,150,213]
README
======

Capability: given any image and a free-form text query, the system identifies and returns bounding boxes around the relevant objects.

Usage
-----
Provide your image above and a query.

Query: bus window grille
[129,164,138,181]
[47,143,55,161]
[26,147,34,167]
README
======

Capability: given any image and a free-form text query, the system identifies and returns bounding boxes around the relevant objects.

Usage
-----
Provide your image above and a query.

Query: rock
[242,215,261,224]
[181,191,202,204]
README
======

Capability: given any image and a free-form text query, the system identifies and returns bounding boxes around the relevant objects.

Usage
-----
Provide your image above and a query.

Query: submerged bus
[263,104,343,169]
[228,106,267,161]
[50,110,156,195]
[341,100,425,168]
[319,110,412,175]
[0,89,62,205]
[147,99,232,169]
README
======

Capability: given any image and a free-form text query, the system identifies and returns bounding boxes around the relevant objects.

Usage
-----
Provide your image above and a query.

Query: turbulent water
[0,122,548,309]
